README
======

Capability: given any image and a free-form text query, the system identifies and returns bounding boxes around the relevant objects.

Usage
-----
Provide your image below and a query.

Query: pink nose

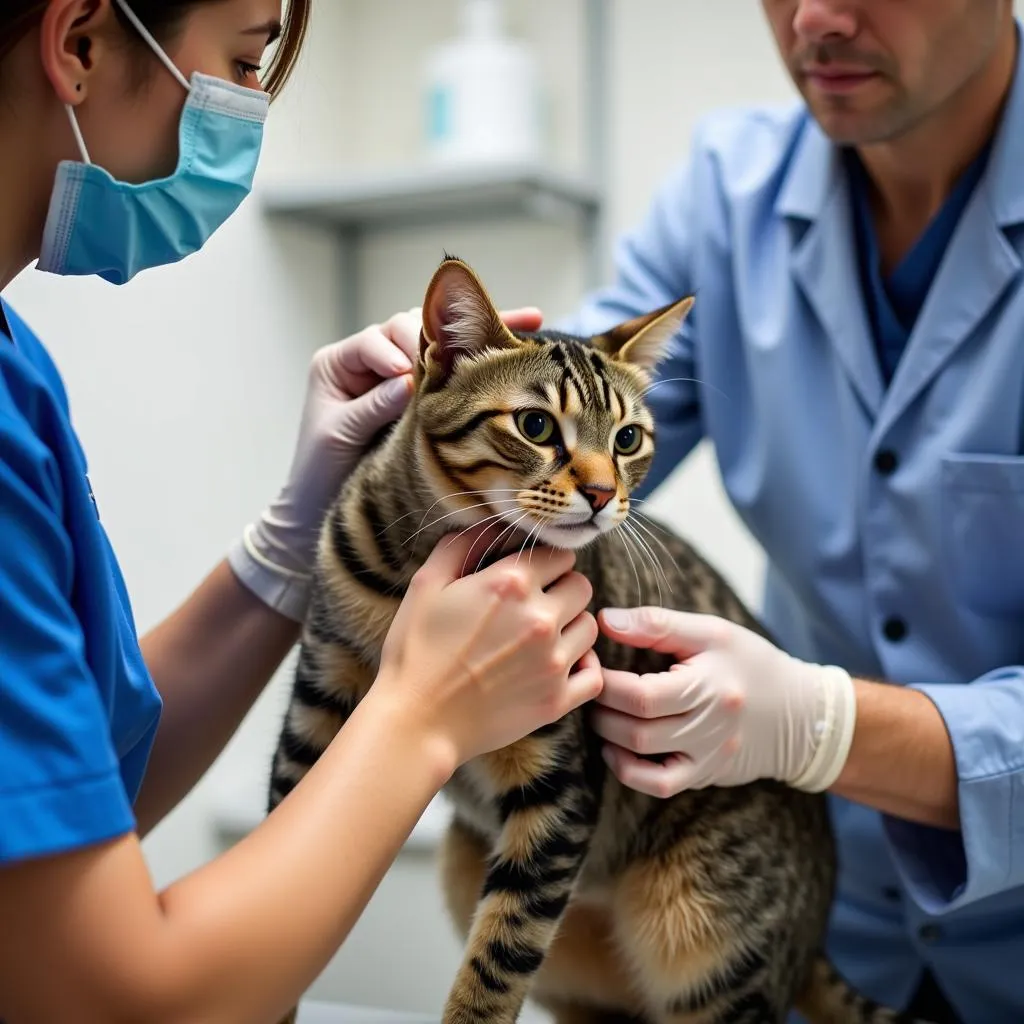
[580,484,615,513]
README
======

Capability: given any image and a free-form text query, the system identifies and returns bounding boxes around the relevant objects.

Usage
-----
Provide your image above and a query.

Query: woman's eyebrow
[242,19,282,45]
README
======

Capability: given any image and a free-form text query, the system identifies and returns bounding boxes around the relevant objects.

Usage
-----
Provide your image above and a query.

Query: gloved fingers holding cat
[373,524,602,768]
[230,303,543,621]
[591,606,857,799]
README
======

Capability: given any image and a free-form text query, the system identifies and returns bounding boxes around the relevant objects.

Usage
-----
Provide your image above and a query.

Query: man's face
[763,0,1011,145]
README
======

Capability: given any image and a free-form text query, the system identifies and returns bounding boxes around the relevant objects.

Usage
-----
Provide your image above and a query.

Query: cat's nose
[580,484,615,513]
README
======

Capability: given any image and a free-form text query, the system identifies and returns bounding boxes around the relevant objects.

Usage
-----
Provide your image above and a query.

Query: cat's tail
[795,954,935,1024]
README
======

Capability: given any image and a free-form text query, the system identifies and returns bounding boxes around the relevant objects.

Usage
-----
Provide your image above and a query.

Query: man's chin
[803,97,910,148]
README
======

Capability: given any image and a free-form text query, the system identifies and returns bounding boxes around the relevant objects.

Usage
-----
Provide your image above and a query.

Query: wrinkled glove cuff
[227,522,313,623]
[789,665,857,793]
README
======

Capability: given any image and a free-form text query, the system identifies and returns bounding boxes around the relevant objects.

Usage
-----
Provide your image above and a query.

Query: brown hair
[0,0,310,97]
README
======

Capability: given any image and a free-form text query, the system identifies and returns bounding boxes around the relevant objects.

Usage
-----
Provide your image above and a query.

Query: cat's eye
[516,410,556,444]
[614,425,643,455]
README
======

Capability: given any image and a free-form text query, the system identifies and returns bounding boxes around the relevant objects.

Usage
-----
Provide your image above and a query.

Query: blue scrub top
[846,142,993,383]
[0,297,161,864]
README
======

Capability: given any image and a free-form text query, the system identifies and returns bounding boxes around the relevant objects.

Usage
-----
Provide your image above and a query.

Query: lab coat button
[883,616,908,642]
[874,449,898,476]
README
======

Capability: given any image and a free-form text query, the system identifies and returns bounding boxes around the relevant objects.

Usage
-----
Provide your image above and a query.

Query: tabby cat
[268,257,928,1024]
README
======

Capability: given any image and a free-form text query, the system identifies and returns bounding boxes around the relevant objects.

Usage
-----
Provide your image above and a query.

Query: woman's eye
[515,410,556,444]
[614,425,643,455]
[236,60,262,82]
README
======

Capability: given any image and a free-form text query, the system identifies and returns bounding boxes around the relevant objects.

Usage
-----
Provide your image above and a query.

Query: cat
[267,257,929,1024]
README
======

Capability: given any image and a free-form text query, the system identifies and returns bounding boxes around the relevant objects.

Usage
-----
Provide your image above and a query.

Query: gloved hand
[590,607,856,797]
[228,306,543,621]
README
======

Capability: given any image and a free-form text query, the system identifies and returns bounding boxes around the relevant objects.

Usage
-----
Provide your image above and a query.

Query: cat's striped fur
[269,258,932,1024]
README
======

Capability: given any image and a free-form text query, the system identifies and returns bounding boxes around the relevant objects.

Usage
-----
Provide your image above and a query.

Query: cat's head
[410,257,693,551]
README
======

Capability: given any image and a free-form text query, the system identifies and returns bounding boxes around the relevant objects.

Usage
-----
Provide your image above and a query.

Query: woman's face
[44,0,282,183]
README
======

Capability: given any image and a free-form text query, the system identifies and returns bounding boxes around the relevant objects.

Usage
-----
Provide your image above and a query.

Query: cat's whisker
[397,488,526,537]
[642,540,675,602]
[615,528,644,607]
[520,520,544,569]
[516,519,545,566]
[471,513,531,575]
[528,522,546,563]
[640,376,732,404]
[629,512,687,583]
[405,499,520,545]
[452,509,524,544]
[396,508,515,577]
[447,510,527,566]
[382,488,500,536]
[627,520,675,598]
[628,517,693,597]
[617,522,660,606]
[405,504,502,545]
[621,520,670,605]
[633,527,666,607]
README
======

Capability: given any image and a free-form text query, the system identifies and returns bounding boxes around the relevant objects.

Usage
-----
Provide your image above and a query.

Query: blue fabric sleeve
[882,669,1024,914]
[556,153,706,498]
[0,413,135,864]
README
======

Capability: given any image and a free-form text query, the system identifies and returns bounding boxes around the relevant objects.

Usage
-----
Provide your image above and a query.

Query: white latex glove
[227,306,543,621]
[590,607,856,797]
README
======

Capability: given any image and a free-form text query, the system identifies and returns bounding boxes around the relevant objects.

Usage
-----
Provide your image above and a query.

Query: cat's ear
[418,256,520,386]
[591,295,695,372]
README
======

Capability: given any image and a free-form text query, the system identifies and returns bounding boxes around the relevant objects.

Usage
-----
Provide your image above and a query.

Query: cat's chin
[536,520,608,551]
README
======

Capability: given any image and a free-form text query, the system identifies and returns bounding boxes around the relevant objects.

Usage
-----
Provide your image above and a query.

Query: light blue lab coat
[561,32,1024,1024]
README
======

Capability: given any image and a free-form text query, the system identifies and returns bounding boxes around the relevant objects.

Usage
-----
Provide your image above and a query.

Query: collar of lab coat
[775,19,1024,230]
[770,20,1024,430]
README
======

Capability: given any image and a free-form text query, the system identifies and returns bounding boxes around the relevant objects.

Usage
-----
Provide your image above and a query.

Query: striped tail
[796,955,936,1024]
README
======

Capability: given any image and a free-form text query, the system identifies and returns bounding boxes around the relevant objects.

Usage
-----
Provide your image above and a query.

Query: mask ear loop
[111,0,192,92]
[64,102,91,164]
[62,0,191,166]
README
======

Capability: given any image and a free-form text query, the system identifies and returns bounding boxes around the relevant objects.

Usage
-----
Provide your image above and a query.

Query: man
[561,2,1024,1021]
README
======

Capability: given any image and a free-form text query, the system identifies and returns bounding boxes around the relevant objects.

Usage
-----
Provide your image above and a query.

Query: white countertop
[296,1002,436,1023]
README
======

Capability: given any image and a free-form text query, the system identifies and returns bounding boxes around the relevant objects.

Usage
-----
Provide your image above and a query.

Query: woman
[0,2,602,1021]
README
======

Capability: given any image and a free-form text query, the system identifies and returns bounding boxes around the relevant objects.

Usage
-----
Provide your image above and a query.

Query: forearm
[135,559,300,835]
[157,691,452,1022]
[831,678,960,830]
[0,692,453,1024]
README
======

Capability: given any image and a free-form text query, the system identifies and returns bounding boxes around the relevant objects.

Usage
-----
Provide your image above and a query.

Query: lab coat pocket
[940,453,1024,617]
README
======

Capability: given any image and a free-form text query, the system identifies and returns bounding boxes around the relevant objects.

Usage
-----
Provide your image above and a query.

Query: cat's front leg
[442,732,599,1024]
[266,593,375,813]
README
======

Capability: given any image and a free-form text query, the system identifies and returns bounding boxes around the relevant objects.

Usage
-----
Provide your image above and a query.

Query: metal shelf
[260,162,601,232]
[257,0,609,337]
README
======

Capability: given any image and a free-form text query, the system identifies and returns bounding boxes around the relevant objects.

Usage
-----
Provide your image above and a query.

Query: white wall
[4,0,797,1017]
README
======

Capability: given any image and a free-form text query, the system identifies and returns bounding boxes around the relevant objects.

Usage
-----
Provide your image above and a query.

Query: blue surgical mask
[36,0,270,285]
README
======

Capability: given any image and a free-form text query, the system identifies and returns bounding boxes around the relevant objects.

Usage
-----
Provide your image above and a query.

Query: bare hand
[374,526,603,769]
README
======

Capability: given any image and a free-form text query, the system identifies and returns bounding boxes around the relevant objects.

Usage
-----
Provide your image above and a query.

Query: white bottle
[424,0,543,166]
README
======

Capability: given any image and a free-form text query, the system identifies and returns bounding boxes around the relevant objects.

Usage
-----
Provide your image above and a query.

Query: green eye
[516,410,556,444]
[614,425,643,455]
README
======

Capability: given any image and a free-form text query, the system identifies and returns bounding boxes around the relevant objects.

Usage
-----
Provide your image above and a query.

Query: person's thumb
[598,607,723,658]
[340,374,413,441]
